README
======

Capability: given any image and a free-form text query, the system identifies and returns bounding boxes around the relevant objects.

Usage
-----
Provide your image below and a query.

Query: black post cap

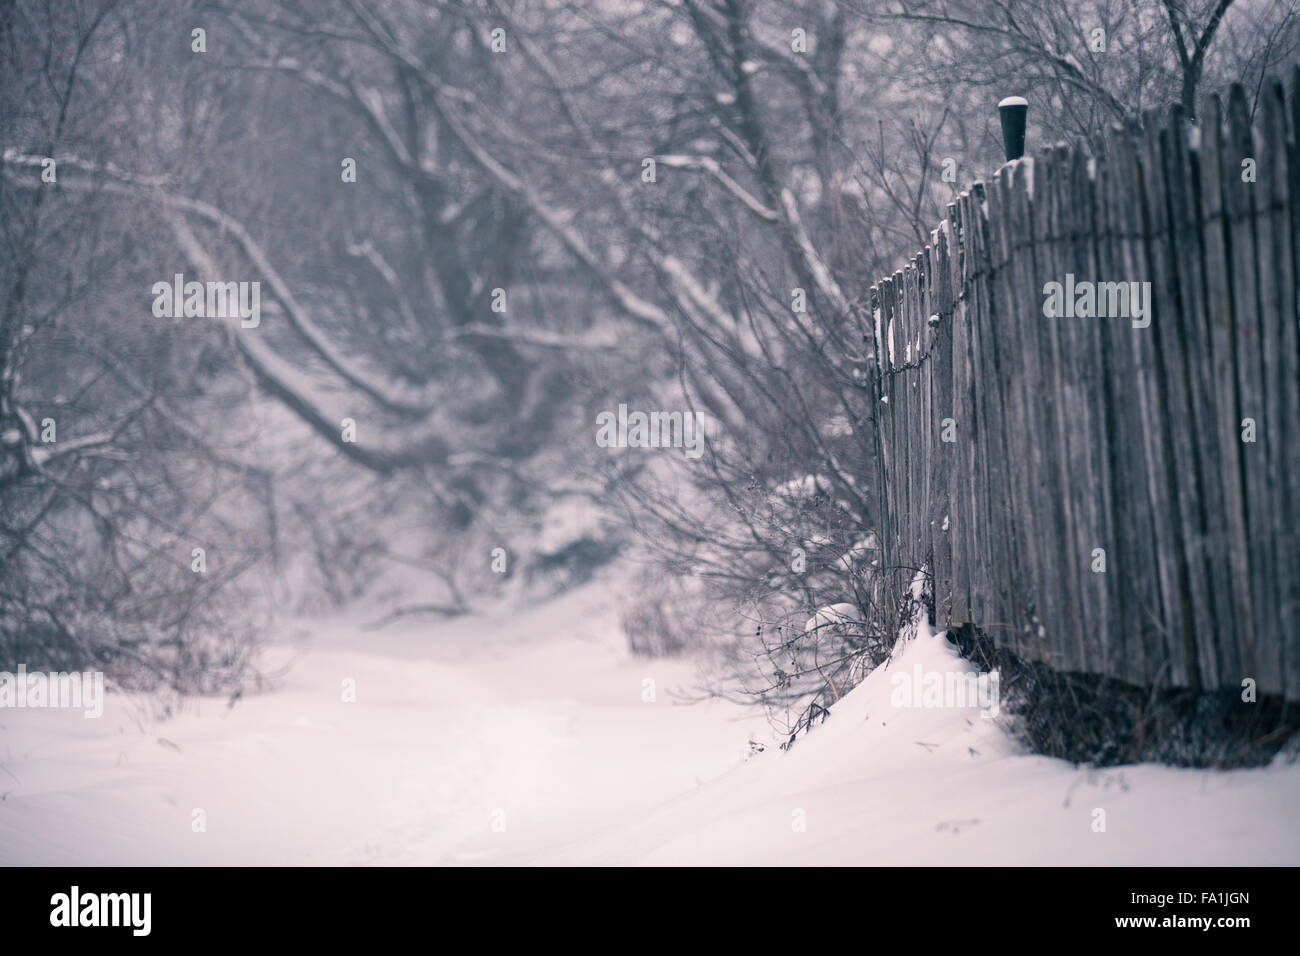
[998,96,1028,162]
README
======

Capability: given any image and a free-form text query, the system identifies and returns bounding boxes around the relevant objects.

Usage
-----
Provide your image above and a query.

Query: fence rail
[864,74,1300,701]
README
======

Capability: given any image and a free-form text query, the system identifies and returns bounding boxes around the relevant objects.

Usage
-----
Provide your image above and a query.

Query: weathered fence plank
[931,223,955,628]
[949,196,974,625]
[1199,97,1251,689]
[987,168,1028,656]
[1281,75,1300,701]
[970,181,1009,643]
[1045,148,1088,672]
[1097,128,1151,684]
[1142,114,1200,689]
[1026,155,1069,671]
[1259,81,1300,701]
[967,186,995,633]
[1225,86,1279,693]
[1166,103,1229,690]
[1120,126,1181,688]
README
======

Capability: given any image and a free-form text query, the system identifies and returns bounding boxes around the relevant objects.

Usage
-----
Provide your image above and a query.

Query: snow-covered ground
[2,573,1297,865]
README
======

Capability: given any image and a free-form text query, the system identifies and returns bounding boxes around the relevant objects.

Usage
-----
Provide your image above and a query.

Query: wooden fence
[865,76,1300,701]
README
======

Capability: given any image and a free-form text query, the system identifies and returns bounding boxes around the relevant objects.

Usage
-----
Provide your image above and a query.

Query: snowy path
[2,576,1298,865]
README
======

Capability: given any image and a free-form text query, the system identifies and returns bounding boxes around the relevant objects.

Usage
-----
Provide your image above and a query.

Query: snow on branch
[3,150,438,418]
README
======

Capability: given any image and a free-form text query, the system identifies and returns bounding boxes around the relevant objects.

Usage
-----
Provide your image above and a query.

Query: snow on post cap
[998,95,1028,108]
